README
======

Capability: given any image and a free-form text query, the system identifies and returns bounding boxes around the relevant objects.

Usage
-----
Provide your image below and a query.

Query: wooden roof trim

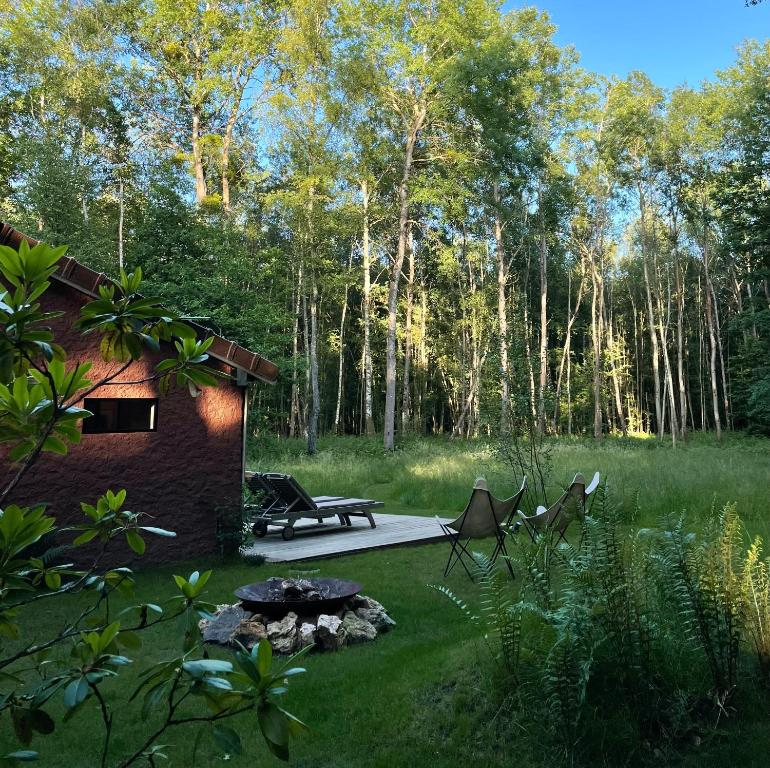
[0,222,278,385]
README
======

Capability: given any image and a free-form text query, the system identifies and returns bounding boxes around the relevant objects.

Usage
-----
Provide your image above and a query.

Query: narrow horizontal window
[82,398,158,434]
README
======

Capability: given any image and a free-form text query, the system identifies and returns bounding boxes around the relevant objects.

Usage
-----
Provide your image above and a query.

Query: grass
[249,432,770,535]
[4,434,770,766]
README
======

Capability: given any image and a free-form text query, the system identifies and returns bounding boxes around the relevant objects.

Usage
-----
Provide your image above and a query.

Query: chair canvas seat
[440,477,527,580]
[517,471,600,544]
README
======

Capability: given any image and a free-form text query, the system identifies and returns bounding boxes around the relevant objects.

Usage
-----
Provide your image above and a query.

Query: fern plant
[741,536,770,684]
[656,504,744,700]
[430,553,527,679]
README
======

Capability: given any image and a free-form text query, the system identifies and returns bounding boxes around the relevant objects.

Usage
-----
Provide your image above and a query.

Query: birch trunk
[191,105,207,204]
[384,103,426,451]
[307,276,320,454]
[334,251,352,434]
[361,180,375,435]
[590,251,604,439]
[538,227,548,434]
[703,241,722,440]
[289,273,302,438]
[494,181,510,424]
[401,227,415,433]
[554,267,585,430]
[676,260,687,441]
[117,177,124,271]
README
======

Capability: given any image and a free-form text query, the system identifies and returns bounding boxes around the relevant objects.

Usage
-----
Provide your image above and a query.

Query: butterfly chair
[439,477,525,580]
[516,472,600,545]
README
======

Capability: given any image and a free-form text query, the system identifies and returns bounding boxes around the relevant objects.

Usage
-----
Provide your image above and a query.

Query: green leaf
[62,678,89,710]
[258,703,289,760]
[182,659,233,678]
[27,710,54,736]
[126,530,145,555]
[212,724,242,756]
[139,526,176,538]
[256,638,272,678]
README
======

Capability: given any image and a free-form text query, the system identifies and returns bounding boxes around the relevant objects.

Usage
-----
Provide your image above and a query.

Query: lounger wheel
[282,526,296,541]
[252,521,267,538]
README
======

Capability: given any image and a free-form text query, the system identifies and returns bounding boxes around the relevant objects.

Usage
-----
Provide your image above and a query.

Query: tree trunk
[191,105,208,204]
[334,250,352,434]
[590,250,604,439]
[221,110,237,211]
[384,103,426,451]
[656,266,679,445]
[553,266,586,431]
[308,275,320,454]
[711,282,730,430]
[676,260,687,441]
[640,194,662,436]
[361,180,375,435]
[494,181,510,424]
[401,227,415,433]
[605,286,627,436]
[537,226,548,434]
[117,177,124,271]
[289,271,302,439]
[703,241,722,440]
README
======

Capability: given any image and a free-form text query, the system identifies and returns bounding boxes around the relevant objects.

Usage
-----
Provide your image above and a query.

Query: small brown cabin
[0,222,278,563]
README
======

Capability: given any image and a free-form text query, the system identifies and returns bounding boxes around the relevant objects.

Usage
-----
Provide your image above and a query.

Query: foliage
[655,504,744,700]
[740,537,770,684]
[431,552,527,679]
[2,2,768,444]
[444,481,770,764]
[0,241,308,764]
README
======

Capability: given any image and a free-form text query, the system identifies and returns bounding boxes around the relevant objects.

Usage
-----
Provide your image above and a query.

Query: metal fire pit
[234,578,363,618]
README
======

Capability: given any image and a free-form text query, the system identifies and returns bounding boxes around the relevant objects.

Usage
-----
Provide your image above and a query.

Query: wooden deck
[241,513,450,563]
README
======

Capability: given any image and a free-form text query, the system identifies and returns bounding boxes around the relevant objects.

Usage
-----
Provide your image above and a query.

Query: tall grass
[248,433,770,535]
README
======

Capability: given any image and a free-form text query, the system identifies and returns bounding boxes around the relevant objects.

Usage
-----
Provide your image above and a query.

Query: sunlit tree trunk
[639,192,662,437]
[553,266,586,431]
[361,180,375,435]
[289,272,302,438]
[334,250,352,434]
[401,227,415,433]
[191,104,208,204]
[493,181,510,425]
[605,287,627,436]
[703,239,722,440]
[385,104,425,451]
[590,250,604,439]
[538,226,548,434]
[676,259,687,441]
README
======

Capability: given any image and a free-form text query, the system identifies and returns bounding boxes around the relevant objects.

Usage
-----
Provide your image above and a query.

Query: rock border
[199,594,395,654]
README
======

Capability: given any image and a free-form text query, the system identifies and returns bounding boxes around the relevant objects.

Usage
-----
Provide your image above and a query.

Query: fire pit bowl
[235,577,363,618]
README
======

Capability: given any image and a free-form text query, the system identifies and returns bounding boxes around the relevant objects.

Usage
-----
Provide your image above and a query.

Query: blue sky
[504,1,770,89]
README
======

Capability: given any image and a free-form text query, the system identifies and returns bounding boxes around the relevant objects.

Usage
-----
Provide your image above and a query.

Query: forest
[1,0,768,450]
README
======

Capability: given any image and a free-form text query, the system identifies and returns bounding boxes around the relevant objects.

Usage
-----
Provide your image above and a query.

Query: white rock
[266,612,298,654]
[316,614,345,651]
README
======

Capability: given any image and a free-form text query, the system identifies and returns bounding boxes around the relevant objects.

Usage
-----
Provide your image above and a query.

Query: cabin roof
[0,221,279,385]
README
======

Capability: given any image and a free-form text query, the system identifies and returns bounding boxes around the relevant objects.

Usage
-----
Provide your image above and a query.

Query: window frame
[81,397,159,435]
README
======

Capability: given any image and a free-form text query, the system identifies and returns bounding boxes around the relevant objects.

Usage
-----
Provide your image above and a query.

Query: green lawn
[4,435,770,767]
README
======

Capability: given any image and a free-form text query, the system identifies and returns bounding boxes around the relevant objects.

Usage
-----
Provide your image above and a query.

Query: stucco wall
[0,281,246,565]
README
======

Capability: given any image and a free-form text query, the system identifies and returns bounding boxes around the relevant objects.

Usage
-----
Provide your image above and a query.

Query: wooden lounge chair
[439,477,526,580]
[246,471,344,513]
[247,472,383,541]
[516,471,600,544]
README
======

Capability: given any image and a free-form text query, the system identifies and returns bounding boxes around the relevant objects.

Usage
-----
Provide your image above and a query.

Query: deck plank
[241,513,450,563]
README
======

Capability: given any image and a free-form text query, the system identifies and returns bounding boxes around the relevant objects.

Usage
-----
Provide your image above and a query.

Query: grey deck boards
[241,512,450,563]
